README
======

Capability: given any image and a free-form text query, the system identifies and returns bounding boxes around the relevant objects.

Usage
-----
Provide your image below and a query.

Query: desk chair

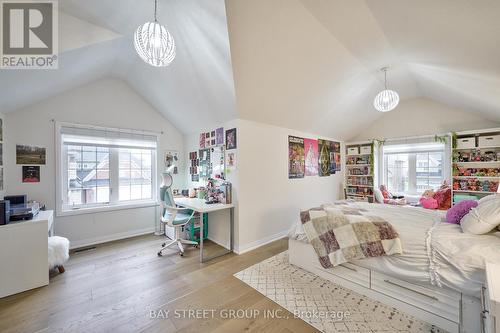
[158,169,198,257]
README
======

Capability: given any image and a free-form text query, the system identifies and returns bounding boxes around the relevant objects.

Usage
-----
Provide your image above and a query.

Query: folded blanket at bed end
[300,201,403,268]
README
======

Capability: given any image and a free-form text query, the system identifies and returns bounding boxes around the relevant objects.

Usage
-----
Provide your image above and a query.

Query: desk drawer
[371,271,460,323]
[317,263,370,288]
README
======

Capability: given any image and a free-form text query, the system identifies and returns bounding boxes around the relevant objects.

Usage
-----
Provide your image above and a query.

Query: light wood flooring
[0,235,317,333]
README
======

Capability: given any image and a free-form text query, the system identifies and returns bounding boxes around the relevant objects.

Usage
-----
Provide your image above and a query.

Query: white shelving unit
[452,128,500,204]
[345,141,374,202]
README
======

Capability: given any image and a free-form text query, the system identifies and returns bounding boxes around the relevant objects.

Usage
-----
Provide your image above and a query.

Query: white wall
[183,120,238,250]
[0,112,4,199]
[353,97,500,141]
[4,78,185,248]
[236,119,344,253]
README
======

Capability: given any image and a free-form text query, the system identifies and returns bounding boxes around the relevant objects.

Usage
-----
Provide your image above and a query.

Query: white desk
[174,197,234,263]
[0,210,54,298]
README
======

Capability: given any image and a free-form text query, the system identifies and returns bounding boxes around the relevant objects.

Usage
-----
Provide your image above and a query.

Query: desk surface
[0,210,53,232]
[174,197,234,213]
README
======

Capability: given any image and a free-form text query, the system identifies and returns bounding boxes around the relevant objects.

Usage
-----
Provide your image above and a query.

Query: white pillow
[478,194,500,204]
[461,197,500,234]
[373,188,384,203]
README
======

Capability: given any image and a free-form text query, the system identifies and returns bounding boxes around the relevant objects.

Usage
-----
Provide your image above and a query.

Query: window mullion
[109,148,120,204]
[409,153,417,193]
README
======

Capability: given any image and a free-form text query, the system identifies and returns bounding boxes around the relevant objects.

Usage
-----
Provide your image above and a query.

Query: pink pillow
[446,200,478,224]
[420,197,438,209]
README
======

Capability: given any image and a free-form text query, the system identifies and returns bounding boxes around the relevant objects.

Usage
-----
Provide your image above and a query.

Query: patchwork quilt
[300,201,403,268]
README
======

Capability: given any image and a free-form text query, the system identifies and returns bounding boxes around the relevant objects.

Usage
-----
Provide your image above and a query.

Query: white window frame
[56,122,158,217]
[383,150,445,196]
[379,139,451,197]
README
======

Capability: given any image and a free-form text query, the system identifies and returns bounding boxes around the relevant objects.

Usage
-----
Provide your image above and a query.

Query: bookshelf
[452,128,500,204]
[345,141,374,202]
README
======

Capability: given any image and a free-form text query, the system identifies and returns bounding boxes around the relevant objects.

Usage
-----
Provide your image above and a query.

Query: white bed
[288,202,500,333]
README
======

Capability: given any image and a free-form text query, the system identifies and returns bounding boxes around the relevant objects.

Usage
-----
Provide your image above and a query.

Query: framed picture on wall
[16,145,46,165]
[225,128,237,150]
[22,166,40,183]
[164,150,179,173]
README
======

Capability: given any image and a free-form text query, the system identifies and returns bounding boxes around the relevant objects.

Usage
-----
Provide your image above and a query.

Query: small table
[174,197,234,263]
[0,210,54,298]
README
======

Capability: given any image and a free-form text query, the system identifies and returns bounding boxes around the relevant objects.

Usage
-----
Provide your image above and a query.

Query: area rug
[234,252,446,333]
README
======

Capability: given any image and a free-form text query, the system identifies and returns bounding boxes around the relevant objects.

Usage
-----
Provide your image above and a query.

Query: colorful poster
[330,141,341,173]
[288,136,305,179]
[318,139,331,177]
[216,127,224,145]
[304,138,318,176]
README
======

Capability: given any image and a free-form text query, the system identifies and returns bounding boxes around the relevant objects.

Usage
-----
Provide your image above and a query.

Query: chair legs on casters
[158,227,198,257]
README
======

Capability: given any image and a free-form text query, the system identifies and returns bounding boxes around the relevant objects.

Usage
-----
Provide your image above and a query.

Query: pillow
[434,187,451,210]
[420,197,438,209]
[478,194,500,205]
[446,200,478,224]
[461,197,500,234]
[373,188,384,203]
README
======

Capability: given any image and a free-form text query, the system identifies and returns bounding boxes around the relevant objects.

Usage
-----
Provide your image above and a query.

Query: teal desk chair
[158,169,198,257]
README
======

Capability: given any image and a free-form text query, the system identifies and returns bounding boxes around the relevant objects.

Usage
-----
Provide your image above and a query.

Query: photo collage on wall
[193,127,237,181]
[189,151,199,182]
[16,144,46,183]
[288,135,341,179]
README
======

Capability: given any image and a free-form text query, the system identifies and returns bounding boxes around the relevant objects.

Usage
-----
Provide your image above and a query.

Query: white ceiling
[226,0,500,139]
[0,0,236,134]
[1,0,499,138]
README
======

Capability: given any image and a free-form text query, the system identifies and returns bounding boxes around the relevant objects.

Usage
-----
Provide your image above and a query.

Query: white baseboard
[235,230,289,255]
[69,227,155,250]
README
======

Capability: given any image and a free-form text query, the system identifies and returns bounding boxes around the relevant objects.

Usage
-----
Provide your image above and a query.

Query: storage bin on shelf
[185,212,208,242]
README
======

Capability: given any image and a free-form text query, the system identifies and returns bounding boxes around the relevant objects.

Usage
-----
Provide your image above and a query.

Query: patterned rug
[234,252,446,333]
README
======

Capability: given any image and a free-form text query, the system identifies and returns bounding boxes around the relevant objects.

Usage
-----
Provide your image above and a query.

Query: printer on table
[3,195,40,222]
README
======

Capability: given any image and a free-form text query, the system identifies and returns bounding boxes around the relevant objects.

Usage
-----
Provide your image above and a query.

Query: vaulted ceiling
[1,0,499,139]
[226,0,500,139]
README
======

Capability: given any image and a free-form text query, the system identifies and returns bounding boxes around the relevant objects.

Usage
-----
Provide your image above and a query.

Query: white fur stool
[48,236,70,274]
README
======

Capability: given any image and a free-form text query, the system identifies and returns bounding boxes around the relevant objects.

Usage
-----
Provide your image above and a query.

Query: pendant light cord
[154,0,158,22]
[384,68,387,90]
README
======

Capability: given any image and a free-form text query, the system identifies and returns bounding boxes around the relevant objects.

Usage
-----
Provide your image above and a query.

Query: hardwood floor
[0,235,318,333]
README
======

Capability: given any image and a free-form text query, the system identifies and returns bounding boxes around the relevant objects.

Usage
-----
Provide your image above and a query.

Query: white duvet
[289,202,500,296]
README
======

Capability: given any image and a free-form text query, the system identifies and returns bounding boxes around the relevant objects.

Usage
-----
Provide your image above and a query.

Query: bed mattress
[289,202,500,296]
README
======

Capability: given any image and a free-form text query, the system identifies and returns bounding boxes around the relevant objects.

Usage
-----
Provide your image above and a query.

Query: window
[383,142,446,196]
[57,123,157,214]
[118,148,152,201]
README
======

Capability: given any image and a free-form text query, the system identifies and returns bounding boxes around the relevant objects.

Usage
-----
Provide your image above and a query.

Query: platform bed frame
[288,238,485,333]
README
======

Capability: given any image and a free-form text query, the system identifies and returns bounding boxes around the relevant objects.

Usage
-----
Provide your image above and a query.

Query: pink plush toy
[420,189,438,209]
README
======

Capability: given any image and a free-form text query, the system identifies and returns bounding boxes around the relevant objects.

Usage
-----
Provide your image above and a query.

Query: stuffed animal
[420,190,438,209]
